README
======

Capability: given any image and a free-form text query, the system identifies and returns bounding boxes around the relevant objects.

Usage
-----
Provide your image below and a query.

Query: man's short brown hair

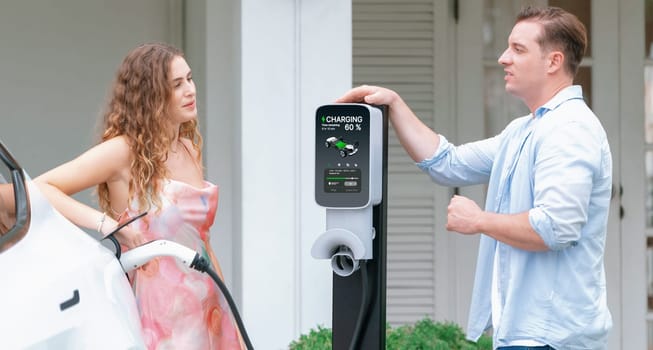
[517,6,587,77]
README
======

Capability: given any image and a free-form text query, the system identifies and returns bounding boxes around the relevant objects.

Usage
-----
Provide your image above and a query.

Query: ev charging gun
[101,216,255,350]
[311,104,383,276]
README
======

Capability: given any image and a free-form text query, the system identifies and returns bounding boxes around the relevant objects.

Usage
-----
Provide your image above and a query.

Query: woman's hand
[112,226,146,250]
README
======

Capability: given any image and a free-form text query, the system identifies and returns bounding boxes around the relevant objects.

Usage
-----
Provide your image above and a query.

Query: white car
[0,141,146,349]
[0,140,253,350]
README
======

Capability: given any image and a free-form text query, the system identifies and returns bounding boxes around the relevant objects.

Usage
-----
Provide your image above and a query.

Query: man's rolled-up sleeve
[417,135,498,187]
[529,121,599,250]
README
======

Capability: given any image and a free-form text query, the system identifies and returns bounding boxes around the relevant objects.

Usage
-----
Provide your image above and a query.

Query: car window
[0,165,15,236]
[0,141,28,252]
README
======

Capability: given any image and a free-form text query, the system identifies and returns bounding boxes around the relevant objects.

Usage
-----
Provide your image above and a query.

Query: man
[337,6,612,350]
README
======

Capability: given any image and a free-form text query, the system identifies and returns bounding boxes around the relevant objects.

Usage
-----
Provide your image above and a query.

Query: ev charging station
[311,103,387,349]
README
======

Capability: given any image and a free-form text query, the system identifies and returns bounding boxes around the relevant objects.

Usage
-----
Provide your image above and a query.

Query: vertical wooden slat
[353,0,437,327]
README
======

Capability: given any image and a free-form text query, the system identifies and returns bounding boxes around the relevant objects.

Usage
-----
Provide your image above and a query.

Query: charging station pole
[332,157,387,349]
[332,105,387,350]
[312,103,388,349]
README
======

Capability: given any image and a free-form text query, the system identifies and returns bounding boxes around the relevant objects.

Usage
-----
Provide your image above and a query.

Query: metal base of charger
[332,105,387,350]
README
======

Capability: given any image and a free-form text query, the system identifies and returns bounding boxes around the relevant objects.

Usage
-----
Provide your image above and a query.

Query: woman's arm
[0,183,14,233]
[34,136,144,248]
[0,183,14,213]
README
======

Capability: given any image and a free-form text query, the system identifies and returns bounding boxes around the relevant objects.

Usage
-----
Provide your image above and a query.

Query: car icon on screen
[325,136,359,157]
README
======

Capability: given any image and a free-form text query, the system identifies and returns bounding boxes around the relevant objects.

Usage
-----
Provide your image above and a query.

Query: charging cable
[118,239,255,350]
[190,255,255,350]
[349,259,373,350]
[102,216,254,350]
[101,211,148,260]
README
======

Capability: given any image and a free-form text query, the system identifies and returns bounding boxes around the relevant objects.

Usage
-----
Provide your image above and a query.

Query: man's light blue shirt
[417,86,612,349]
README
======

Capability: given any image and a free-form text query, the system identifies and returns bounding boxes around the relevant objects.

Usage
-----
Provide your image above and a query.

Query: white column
[297,0,353,337]
[196,0,352,348]
[240,1,352,347]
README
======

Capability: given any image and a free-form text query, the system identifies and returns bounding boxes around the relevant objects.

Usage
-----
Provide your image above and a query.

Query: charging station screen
[315,104,370,208]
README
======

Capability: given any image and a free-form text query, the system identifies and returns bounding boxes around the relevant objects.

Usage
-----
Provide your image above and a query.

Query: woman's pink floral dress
[124,179,243,349]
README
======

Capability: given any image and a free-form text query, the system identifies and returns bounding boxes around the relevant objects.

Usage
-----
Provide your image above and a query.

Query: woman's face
[168,56,197,125]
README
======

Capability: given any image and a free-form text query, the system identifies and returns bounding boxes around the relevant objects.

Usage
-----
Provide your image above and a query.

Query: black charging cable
[104,212,254,350]
[102,212,254,349]
[190,255,255,350]
[102,211,148,260]
[349,260,373,350]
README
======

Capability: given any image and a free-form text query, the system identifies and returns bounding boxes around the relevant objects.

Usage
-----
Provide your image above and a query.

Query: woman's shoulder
[102,135,130,149]
[95,136,131,160]
[79,136,132,175]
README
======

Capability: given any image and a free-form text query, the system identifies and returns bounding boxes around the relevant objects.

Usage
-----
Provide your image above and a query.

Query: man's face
[498,20,550,102]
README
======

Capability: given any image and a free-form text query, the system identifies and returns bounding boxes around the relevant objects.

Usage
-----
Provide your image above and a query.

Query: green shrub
[289,317,492,350]
[288,325,332,350]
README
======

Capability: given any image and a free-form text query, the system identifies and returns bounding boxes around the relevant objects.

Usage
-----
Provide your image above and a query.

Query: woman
[33,43,244,349]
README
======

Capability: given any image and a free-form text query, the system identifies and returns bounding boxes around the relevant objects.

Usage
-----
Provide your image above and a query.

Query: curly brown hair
[97,42,202,215]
